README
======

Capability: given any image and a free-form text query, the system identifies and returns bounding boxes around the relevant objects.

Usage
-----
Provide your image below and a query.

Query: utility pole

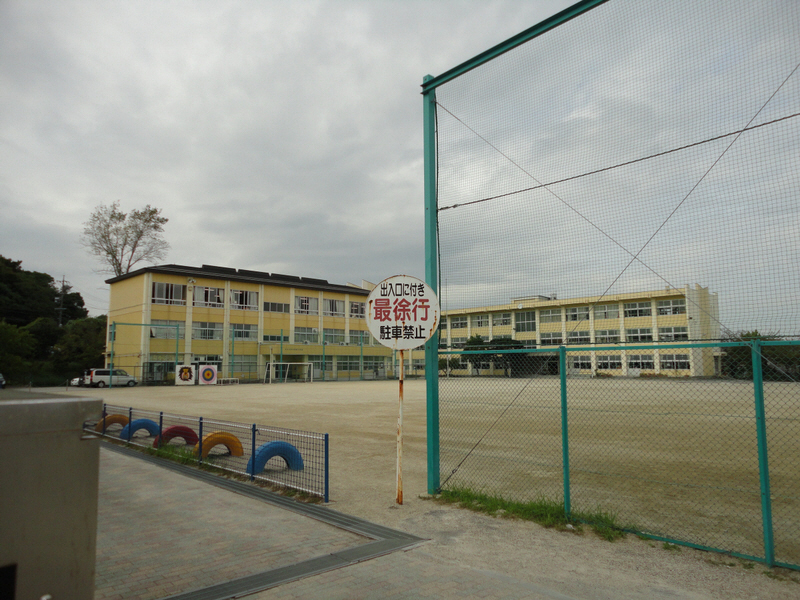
[56,276,68,327]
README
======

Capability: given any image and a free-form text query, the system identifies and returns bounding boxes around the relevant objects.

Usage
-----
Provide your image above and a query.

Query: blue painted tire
[119,418,160,440]
[247,441,304,474]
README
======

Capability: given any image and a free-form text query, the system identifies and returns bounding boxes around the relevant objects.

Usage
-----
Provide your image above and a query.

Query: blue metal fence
[90,403,329,502]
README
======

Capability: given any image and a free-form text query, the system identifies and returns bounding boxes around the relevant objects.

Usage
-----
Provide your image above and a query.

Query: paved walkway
[96,444,586,600]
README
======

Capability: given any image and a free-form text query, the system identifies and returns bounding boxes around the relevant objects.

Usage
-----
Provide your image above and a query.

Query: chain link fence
[437,341,800,568]
[87,404,329,501]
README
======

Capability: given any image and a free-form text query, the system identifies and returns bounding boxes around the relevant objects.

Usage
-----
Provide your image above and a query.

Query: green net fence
[424,0,800,568]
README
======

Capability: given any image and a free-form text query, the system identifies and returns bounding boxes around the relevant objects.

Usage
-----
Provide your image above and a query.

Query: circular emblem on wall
[200,366,216,383]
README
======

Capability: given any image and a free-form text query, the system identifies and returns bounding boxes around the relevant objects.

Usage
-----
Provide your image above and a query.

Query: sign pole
[397,349,404,505]
[365,275,439,507]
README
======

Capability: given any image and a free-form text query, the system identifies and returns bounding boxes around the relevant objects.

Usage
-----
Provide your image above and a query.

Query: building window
[595,329,620,343]
[658,299,686,315]
[626,328,653,342]
[337,356,361,371]
[450,316,468,329]
[363,356,384,371]
[308,355,332,372]
[193,354,222,367]
[540,332,563,345]
[323,299,345,317]
[515,311,536,332]
[594,304,619,320]
[152,282,186,305]
[412,359,425,372]
[661,354,690,369]
[349,330,370,345]
[295,327,319,344]
[295,296,319,315]
[522,339,537,349]
[471,314,488,327]
[263,333,289,342]
[150,320,185,339]
[658,327,689,341]
[567,331,590,344]
[192,322,224,340]
[492,313,511,327]
[628,354,654,369]
[231,290,258,310]
[597,355,622,369]
[491,334,512,340]
[570,355,591,370]
[540,309,562,323]
[566,307,590,322]
[230,354,257,373]
[264,302,290,313]
[231,323,258,341]
[193,286,224,308]
[451,337,467,348]
[323,328,345,344]
[350,302,366,318]
[624,302,652,318]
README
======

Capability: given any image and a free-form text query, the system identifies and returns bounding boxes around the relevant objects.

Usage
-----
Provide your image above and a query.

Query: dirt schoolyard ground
[35,380,800,598]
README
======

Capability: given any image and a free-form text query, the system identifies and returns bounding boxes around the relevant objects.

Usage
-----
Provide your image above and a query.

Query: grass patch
[433,487,627,541]
[662,542,682,552]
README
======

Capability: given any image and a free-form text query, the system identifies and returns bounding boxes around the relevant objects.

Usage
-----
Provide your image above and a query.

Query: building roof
[105,264,371,296]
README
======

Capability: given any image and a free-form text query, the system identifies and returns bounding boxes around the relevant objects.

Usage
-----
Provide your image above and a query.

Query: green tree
[52,316,108,377]
[0,321,35,384]
[22,317,63,361]
[721,330,800,381]
[81,201,169,276]
[0,256,88,326]
[438,356,461,375]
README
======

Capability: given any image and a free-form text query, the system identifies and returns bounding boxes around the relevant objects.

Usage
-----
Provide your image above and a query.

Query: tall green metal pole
[559,346,571,516]
[423,73,440,494]
[752,340,775,566]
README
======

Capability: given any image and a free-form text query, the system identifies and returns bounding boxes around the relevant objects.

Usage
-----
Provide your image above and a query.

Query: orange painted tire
[193,431,244,459]
[95,414,130,432]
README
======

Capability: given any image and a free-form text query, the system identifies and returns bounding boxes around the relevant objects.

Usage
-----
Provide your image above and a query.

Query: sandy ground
[22,381,800,599]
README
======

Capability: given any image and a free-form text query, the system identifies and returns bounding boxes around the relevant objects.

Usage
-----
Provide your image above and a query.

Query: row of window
[151,283,366,316]
[152,321,374,344]
[441,327,689,346]
[572,354,690,370]
[445,299,687,330]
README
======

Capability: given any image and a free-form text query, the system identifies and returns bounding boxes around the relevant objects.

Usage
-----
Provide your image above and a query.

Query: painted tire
[119,418,160,440]
[94,414,129,432]
[153,425,199,448]
[247,441,304,474]
[193,431,244,459]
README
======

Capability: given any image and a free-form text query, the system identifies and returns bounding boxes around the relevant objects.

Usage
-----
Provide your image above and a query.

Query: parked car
[70,376,84,386]
[87,368,137,388]
[0,373,5,389]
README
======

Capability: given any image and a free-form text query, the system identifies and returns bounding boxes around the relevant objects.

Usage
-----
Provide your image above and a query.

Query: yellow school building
[105,264,719,381]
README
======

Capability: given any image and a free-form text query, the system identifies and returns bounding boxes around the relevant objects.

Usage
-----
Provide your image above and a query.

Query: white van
[88,369,137,388]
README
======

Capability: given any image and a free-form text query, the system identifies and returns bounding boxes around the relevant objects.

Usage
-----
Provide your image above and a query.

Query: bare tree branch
[81,201,169,277]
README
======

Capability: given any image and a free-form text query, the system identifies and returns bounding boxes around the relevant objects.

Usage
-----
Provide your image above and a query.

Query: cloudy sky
[0,0,575,315]
[429,0,800,336]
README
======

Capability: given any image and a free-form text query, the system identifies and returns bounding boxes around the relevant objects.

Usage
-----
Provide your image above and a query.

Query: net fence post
[752,339,775,566]
[559,346,571,517]
[198,416,203,466]
[250,423,256,481]
[127,406,132,442]
[158,411,163,449]
[324,433,330,503]
[423,73,440,495]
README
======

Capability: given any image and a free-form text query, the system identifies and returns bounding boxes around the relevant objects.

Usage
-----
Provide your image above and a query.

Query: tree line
[0,255,106,386]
